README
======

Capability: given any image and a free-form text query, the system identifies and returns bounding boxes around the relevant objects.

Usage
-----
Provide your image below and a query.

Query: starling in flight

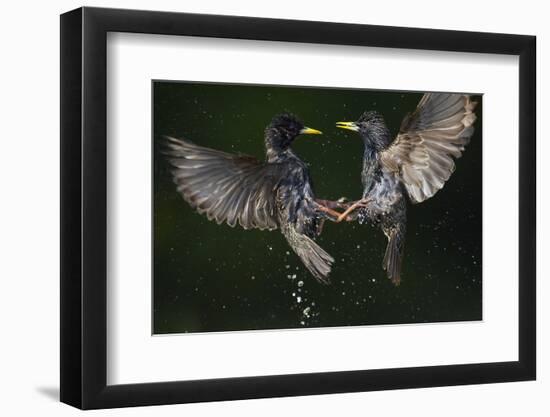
[336,93,477,285]
[164,113,347,284]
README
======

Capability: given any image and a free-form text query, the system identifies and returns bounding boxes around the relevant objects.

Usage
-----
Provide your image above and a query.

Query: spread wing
[380,93,477,203]
[163,136,283,230]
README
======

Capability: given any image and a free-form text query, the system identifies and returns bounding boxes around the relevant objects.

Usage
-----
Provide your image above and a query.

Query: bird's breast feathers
[363,172,403,213]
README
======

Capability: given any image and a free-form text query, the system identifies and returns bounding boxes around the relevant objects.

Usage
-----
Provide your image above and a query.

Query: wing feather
[381,93,477,203]
[163,136,282,230]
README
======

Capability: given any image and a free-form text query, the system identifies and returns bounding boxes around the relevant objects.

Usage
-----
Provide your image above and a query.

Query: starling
[163,113,347,284]
[336,93,477,285]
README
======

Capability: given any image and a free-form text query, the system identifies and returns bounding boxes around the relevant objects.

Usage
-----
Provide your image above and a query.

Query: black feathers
[164,94,477,287]
[163,113,334,283]
[338,93,477,285]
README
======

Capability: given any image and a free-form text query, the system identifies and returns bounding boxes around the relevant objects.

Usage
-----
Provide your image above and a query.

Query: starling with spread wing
[164,113,347,284]
[336,93,477,285]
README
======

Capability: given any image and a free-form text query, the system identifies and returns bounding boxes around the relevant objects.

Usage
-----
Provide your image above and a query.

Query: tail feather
[286,231,334,284]
[382,227,405,286]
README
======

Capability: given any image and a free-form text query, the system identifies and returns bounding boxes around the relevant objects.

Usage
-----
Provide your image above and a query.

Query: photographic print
[153,81,482,334]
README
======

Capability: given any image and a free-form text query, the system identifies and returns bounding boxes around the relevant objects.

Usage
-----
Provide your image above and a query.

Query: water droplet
[297,281,304,287]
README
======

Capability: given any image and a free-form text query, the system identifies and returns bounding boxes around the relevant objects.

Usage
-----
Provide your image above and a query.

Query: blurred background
[153,81,482,334]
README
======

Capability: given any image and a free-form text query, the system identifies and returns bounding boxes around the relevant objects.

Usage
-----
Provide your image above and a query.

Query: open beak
[336,121,359,132]
[300,127,323,135]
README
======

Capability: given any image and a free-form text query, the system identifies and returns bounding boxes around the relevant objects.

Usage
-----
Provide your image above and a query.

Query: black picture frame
[60,6,536,410]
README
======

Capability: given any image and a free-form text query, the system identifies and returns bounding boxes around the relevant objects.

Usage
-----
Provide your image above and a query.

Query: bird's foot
[335,198,370,223]
[314,203,344,221]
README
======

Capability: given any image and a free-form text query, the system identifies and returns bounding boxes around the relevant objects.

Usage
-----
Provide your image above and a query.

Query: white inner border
[107,32,519,385]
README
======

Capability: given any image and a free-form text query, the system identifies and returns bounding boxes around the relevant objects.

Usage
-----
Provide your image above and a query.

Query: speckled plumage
[164,113,334,283]
[338,94,477,285]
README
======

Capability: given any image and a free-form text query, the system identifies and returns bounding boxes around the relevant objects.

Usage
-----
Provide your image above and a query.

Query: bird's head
[336,111,391,151]
[265,113,322,152]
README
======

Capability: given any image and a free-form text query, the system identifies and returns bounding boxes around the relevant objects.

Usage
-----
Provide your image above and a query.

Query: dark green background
[153,81,482,334]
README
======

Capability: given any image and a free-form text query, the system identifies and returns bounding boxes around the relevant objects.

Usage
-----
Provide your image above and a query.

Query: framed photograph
[60,6,536,409]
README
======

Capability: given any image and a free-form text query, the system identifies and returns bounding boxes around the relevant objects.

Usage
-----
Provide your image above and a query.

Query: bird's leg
[335,198,370,223]
[313,199,357,223]
[312,198,361,222]
[318,218,325,234]
[314,202,345,221]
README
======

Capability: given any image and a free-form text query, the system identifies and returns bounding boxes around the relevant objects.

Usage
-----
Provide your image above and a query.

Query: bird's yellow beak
[300,127,323,135]
[336,121,359,132]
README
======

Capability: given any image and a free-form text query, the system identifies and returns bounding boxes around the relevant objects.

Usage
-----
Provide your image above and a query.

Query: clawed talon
[335,198,370,223]
[313,201,344,220]
[335,213,349,223]
[313,197,369,223]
